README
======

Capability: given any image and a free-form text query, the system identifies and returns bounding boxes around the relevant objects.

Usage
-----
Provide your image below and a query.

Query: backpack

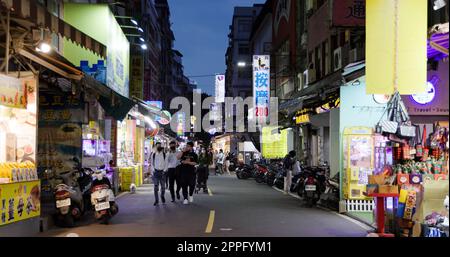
[283,156,292,170]
[152,152,166,167]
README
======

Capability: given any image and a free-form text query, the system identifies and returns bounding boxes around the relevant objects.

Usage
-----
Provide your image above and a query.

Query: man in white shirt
[166,141,181,202]
[216,149,224,175]
[151,142,168,206]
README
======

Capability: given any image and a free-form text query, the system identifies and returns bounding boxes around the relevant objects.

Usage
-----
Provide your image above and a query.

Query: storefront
[339,63,449,237]
[0,73,41,233]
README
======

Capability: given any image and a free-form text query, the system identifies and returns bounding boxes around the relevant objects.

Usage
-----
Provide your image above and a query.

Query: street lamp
[237,62,246,67]
[130,18,138,26]
[140,44,148,50]
[36,42,51,53]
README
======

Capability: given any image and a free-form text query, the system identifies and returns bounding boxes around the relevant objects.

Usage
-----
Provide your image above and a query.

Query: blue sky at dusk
[169,0,265,96]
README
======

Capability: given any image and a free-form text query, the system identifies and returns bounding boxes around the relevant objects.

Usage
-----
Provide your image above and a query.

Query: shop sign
[215,75,225,103]
[39,93,83,122]
[253,55,270,123]
[274,0,291,36]
[0,181,41,226]
[411,81,435,105]
[332,0,366,27]
[262,126,288,159]
[176,113,185,136]
[0,75,27,109]
[315,98,341,113]
[158,111,171,125]
[295,113,310,124]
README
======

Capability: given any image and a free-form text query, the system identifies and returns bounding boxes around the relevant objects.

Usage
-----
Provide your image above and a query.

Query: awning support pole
[0,9,11,74]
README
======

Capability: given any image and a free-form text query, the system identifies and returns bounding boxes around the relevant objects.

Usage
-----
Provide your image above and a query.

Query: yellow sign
[0,75,27,109]
[0,181,41,226]
[261,126,287,159]
[366,0,427,95]
[296,114,310,124]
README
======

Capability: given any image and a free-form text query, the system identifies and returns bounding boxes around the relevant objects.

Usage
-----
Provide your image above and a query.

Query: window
[238,20,251,32]
[238,43,250,55]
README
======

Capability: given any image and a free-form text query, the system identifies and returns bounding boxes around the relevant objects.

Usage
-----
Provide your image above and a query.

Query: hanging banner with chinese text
[253,55,270,124]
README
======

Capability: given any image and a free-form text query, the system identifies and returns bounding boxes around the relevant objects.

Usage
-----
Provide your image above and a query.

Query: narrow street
[40,173,371,237]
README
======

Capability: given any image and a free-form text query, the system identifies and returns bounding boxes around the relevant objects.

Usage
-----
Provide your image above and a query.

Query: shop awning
[133,97,171,121]
[18,45,83,80]
[279,70,343,116]
[83,75,135,121]
[1,0,106,58]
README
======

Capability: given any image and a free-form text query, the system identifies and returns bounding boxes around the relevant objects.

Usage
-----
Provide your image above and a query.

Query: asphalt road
[40,173,371,237]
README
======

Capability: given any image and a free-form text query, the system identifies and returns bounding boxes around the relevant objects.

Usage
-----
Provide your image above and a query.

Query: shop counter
[0,180,41,226]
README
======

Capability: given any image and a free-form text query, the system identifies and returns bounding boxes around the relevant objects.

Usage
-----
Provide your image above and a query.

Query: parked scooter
[91,166,119,224]
[235,161,254,179]
[273,169,287,190]
[264,161,283,186]
[254,163,269,183]
[46,158,92,227]
[319,172,340,210]
[297,166,327,207]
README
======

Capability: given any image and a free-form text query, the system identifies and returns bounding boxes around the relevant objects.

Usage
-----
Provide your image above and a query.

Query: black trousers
[167,167,180,200]
[180,170,196,200]
[196,166,209,190]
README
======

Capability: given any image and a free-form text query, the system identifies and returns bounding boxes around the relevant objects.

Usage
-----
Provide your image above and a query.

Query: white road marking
[220,228,233,231]
[66,233,79,237]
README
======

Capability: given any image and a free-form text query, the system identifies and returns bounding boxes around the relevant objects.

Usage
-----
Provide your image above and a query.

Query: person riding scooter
[91,166,118,224]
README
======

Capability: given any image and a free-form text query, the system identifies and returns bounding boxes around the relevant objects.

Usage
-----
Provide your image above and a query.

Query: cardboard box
[379,185,399,194]
[369,174,387,185]
[366,184,379,194]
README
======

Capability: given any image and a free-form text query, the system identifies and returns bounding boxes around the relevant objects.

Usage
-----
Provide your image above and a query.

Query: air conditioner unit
[333,47,342,71]
[349,48,358,63]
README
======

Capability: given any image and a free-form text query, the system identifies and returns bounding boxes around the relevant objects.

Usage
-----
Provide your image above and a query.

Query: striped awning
[1,0,106,58]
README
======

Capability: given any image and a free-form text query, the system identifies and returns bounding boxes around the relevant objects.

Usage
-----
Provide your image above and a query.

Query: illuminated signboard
[215,75,225,103]
[262,126,288,159]
[253,55,270,124]
[411,81,436,105]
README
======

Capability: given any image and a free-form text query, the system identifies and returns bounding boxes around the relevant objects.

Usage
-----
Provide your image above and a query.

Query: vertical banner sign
[253,55,270,123]
[215,75,225,103]
[366,0,427,95]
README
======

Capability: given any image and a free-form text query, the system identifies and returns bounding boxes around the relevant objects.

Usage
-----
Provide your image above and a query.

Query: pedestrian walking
[151,142,168,206]
[196,148,210,193]
[177,142,198,205]
[167,141,181,202]
[216,149,224,175]
[225,152,231,175]
[283,151,296,194]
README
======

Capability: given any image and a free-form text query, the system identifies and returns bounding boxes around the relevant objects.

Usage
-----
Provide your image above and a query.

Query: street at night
[40,173,370,237]
[0,1,449,254]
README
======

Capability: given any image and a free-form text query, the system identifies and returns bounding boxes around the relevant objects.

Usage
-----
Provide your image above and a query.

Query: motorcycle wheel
[255,176,264,183]
[101,215,110,225]
[236,171,242,179]
[305,197,314,208]
[267,179,274,187]
[63,214,75,227]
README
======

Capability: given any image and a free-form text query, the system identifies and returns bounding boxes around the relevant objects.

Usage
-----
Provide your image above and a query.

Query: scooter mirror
[99,165,106,170]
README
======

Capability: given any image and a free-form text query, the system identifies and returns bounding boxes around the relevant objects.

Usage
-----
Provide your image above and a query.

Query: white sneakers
[183,199,189,205]
[189,196,194,203]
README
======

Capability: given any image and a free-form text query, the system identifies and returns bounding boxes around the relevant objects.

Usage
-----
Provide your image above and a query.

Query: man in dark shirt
[177,142,198,205]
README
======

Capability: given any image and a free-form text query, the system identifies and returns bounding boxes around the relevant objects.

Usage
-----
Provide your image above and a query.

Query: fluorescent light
[36,42,51,53]
[141,44,148,50]
[139,37,145,42]
[138,27,144,33]
[131,19,138,26]
[237,62,246,67]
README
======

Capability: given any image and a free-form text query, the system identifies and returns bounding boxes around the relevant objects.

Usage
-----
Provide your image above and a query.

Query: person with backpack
[150,142,168,206]
[283,151,296,194]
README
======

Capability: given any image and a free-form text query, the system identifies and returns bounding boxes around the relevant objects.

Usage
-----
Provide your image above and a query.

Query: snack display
[0,161,37,184]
